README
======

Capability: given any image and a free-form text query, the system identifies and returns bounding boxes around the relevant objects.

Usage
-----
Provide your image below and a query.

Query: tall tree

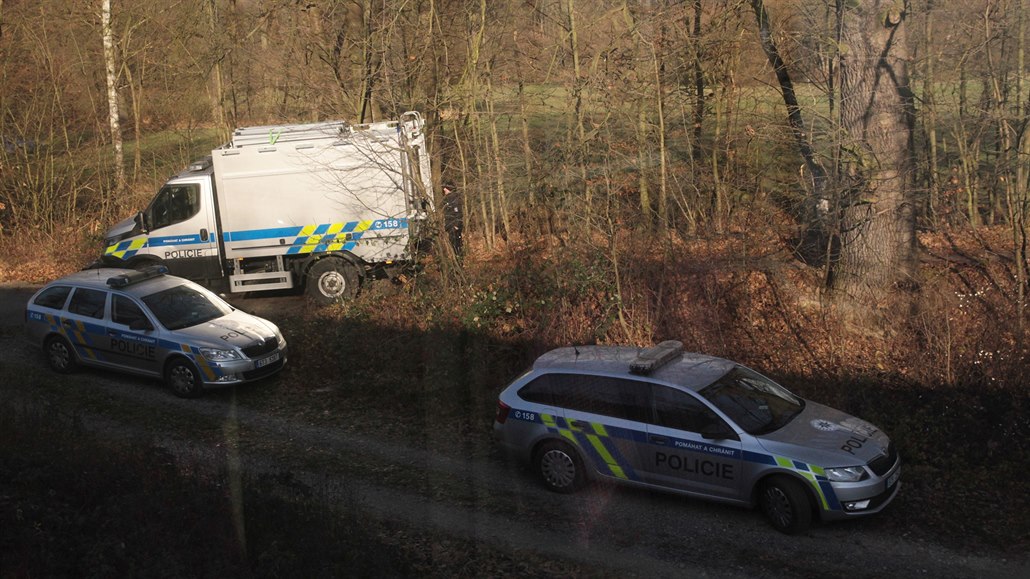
[834,0,917,301]
[101,0,125,193]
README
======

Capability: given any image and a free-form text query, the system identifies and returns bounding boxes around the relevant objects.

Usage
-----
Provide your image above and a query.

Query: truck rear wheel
[306,258,360,304]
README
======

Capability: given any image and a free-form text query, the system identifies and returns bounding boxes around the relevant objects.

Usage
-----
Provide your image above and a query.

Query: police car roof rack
[630,340,683,375]
[107,265,169,288]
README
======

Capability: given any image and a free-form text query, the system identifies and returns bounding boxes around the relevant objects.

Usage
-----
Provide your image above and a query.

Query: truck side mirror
[135,211,149,233]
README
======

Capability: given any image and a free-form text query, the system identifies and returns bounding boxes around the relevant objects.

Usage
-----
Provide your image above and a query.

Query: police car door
[553,374,650,485]
[61,286,111,367]
[643,385,744,500]
[142,180,221,281]
[104,294,162,377]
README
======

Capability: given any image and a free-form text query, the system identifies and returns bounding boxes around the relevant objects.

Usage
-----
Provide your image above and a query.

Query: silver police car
[25,266,287,397]
[494,341,900,533]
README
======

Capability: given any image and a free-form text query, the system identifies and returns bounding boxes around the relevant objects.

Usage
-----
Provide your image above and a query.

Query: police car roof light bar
[107,265,169,288]
[630,340,684,375]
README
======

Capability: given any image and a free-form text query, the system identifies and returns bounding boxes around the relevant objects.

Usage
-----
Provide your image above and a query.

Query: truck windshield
[699,367,804,435]
[141,284,232,330]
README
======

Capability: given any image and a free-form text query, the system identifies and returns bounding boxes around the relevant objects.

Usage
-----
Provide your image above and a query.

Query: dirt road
[2,284,1026,578]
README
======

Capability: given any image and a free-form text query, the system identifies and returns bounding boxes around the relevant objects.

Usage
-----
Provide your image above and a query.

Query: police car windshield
[699,367,804,435]
[141,284,232,330]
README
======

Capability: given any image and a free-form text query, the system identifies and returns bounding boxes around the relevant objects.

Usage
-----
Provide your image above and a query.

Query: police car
[493,341,900,534]
[24,266,287,398]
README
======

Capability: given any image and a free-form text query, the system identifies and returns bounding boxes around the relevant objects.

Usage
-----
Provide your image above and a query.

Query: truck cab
[103,161,222,287]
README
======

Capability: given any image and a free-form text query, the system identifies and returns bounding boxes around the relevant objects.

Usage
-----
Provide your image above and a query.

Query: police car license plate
[886,467,900,489]
[256,352,280,368]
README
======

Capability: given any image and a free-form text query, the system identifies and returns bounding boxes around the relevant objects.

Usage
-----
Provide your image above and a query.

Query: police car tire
[760,476,813,535]
[534,440,586,494]
[45,335,79,374]
[306,258,359,305]
[165,358,204,399]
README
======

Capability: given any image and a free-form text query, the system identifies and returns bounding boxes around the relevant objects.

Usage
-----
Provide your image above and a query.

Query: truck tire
[306,258,360,304]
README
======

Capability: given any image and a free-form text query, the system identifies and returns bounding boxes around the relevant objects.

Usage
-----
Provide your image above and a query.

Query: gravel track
[2,285,1027,578]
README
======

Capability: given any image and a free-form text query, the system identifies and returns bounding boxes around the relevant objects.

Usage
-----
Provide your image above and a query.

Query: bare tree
[101,0,125,193]
[749,0,830,253]
[834,0,917,302]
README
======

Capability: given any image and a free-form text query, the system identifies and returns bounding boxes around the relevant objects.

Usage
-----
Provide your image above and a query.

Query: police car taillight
[495,400,511,424]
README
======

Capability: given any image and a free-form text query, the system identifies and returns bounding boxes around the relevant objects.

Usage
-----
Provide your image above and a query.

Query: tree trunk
[101,0,125,193]
[565,0,590,222]
[923,2,939,226]
[834,0,917,302]
[207,0,226,136]
[749,0,830,258]
[691,0,704,151]
[1014,0,1027,331]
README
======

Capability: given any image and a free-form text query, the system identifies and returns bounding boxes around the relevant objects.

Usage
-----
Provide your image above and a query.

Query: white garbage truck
[99,112,432,303]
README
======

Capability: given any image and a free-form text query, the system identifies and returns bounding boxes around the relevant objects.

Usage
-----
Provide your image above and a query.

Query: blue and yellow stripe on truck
[102,218,408,262]
[104,237,149,260]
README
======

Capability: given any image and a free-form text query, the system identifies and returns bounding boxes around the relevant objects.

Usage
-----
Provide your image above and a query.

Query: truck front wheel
[306,258,360,304]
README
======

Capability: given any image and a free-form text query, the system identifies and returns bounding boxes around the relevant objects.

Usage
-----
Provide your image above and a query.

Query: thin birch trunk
[924,3,939,225]
[102,0,125,193]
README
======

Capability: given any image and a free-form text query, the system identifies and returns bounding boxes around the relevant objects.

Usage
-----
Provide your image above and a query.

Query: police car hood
[755,401,891,468]
[171,310,278,350]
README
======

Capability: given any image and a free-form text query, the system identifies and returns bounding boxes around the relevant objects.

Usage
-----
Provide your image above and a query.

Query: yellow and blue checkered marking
[511,407,843,512]
[29,309,227,381]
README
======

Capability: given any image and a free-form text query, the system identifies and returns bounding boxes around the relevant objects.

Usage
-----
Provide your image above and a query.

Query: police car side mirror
[701,425,739,441]
[130,319,153,331]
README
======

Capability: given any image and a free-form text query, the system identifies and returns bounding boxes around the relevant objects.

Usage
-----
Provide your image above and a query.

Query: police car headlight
[825,466,869,482]
[200,347,242,362]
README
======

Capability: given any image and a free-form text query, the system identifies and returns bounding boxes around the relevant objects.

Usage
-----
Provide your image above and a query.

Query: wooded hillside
[1,0,1028,344]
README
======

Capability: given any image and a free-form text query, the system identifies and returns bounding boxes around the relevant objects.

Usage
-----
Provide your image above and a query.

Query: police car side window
[551,374,650,423]
[518,375,556,406]
[68,288,107,319]
[652,385,723,433]
[112,295,147,327]
[34,286,72,310]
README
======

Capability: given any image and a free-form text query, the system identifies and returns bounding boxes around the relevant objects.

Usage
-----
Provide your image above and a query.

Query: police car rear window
[33,286,72,309]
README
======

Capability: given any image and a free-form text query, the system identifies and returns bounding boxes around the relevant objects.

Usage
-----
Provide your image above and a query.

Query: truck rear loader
[99,112,432,304]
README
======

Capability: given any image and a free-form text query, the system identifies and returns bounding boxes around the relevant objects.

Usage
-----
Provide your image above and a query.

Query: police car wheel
[306,258,359,305]
[535,441,586,493]
[44,336,79,374]
[760,477,812,534]
[166,359,203,398]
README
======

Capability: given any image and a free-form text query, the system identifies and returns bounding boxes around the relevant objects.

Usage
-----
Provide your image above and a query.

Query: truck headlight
[200,347,242,362]
[825,466,869,482]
